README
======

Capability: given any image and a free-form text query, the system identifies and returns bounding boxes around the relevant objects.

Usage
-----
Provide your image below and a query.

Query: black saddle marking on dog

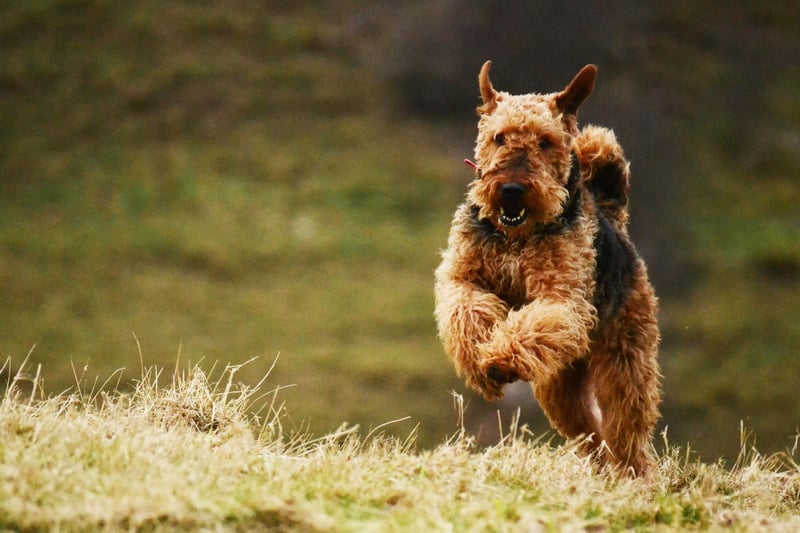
[592,208,636,323]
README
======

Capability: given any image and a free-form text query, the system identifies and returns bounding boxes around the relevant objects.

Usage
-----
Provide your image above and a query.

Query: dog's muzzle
[498,183,528,227]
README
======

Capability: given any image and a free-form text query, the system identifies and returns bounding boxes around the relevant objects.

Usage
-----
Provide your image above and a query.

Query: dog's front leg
[479,298,594,388]
[434,276,511,399]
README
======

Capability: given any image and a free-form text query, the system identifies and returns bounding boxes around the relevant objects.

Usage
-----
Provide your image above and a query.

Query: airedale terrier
[434,61,661,476]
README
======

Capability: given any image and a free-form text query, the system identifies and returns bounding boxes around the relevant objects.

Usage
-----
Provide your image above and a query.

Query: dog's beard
[470,177,568,230]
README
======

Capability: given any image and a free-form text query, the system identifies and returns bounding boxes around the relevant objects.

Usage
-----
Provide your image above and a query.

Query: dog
[434,61,661,476]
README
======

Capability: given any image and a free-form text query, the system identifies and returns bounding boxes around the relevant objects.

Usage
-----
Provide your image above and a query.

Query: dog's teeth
[500,207,505,215]
[519,209,525,217]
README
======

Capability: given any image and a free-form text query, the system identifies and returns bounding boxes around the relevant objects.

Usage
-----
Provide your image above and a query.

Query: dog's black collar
[470,152,582,238]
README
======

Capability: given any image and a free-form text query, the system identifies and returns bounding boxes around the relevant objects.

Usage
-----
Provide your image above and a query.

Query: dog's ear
[555,64,597,117]
[477,60,498,114]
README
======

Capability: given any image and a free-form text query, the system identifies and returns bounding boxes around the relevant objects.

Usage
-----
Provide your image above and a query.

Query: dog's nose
[500,183,525,201]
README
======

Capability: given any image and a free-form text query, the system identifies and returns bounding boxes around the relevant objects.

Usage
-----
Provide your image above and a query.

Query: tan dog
[435,61,661,476]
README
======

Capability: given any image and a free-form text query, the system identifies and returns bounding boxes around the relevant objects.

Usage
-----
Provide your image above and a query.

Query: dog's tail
[574,126,630,230]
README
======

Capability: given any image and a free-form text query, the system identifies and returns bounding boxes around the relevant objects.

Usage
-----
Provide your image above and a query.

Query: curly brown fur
[435,61,661,477]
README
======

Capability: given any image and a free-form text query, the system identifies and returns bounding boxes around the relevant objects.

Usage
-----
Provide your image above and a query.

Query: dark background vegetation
[2,1,798,462]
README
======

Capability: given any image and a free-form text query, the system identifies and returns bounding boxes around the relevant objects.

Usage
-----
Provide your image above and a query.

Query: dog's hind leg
[532,359,603,457]
[588,292,661,476]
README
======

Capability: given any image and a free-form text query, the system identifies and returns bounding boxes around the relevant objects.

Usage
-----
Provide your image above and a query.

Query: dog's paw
[481,357,521,386]
[465,363,508,401]
[484,362,519,385]
[470,359,523,401]
[474,378,506,402]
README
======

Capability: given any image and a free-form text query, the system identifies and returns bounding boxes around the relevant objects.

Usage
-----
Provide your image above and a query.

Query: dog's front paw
[472,377,506,402]
[482,358,521,385]
[467,358,522,402]
[463,359,509,401]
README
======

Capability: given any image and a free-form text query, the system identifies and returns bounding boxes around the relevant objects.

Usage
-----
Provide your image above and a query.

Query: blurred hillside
[1,1,799,461]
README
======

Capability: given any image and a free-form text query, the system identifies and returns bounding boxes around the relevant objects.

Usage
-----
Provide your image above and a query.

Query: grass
[2,360,799,531]
[0,116,461,445]
[657,100,800,459]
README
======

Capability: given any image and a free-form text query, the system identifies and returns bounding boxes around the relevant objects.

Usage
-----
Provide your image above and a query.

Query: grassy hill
[2,362,799,531]
[0,2,464,446]
[1,1,799,462]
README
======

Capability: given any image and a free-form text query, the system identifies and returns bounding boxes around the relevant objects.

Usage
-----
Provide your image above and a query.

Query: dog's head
[468,61,596,235]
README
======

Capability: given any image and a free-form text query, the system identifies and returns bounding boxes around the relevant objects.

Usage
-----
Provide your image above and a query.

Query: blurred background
[1,1,798,462]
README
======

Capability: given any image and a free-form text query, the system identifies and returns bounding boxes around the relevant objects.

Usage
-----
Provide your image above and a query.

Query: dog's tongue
[464,159,478,170]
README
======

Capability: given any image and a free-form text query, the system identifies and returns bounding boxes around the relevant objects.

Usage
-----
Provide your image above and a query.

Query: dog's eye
[494,133,505,146]
[538,137,553,150]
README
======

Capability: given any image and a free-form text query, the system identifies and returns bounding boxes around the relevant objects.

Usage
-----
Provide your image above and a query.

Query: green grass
[0,113,463,442]
[2,360,799,531]
[658,116,800,459]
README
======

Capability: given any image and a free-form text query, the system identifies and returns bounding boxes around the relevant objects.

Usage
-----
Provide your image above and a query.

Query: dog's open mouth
[499,207,528,227]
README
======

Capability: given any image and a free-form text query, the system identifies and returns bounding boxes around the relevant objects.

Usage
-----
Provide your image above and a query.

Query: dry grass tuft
[1,358,799,531]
